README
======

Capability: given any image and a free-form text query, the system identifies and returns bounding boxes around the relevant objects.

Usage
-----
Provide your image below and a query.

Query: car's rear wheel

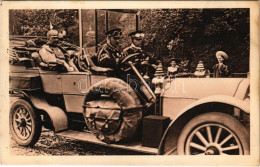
[177,112,249,155]
[10,99,42,146]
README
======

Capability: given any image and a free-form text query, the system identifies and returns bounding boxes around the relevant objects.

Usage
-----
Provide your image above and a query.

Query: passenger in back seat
[38,29,78,72]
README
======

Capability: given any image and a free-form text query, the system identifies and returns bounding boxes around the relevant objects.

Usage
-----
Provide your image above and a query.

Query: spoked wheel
[10,99,42,146]
[177,112,249,155]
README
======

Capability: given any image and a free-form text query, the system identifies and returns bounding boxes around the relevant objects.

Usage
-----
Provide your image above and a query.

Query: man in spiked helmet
[38,27,78,72]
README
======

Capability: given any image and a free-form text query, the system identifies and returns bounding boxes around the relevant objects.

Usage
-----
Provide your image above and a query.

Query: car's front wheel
[177,112,249,155]
[9,98,42,146]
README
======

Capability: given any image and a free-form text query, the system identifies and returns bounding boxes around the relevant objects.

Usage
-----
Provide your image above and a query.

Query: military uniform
[122,31,158,76]
[38,29,77,71]
[122,44,147,61]
[97,28,122,69]
[120,30,159,86]
[39,44,67,63]
[97,42,122,69]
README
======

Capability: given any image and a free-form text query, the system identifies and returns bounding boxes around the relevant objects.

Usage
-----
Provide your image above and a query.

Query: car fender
[158,95,249,155]
[19,91,68,132]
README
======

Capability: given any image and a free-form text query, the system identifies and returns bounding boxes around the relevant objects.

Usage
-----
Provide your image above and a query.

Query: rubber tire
[9,98,42,146]
[177,112,250,155]
[84,78,142,143]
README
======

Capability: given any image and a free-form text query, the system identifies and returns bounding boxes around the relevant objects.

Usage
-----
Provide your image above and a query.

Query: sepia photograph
[1,1,259,166]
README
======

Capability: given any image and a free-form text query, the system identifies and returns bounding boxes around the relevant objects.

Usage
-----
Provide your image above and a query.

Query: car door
[61,71,108,113]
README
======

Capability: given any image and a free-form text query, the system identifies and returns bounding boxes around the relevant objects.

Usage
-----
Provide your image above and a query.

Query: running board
[56,130,158,154]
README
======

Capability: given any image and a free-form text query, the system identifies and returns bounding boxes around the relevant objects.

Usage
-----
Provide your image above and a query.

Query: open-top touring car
[9,35,250,155]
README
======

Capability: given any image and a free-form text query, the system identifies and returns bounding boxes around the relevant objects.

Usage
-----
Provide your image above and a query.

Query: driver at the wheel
[97,28,122,70]
[122,30,158,78]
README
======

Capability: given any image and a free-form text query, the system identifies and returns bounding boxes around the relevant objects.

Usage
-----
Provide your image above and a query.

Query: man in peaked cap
[122,30,158,78]
[213,51,231,77]
[122,30,145,58]
[97,28,122,70]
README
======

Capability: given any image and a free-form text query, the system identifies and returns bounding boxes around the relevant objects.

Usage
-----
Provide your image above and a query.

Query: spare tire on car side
[83,78,142,143]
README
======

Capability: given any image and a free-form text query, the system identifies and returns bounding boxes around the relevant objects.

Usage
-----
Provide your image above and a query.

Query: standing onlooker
[213,51,231,77]
[167,58,180,77]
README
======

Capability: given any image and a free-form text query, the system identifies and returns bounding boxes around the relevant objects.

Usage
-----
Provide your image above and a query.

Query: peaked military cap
[105,28,122,37]
[129,30,145,39]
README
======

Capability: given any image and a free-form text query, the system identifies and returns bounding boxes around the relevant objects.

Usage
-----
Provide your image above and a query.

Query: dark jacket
[122,44,158,65]
[213,63,231,77]
[97,43,121,69]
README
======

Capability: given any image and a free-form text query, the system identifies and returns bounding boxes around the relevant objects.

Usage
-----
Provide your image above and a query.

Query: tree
[9,9,79,45]
[140,9,249,73]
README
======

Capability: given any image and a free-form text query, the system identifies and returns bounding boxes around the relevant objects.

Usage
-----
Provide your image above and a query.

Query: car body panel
[162,78,243,99]
[63,95,85,113]
[162,97,195,118]
[234,78,249,100]
[19,91,68,132]
[161,78,247,119]
[60,72,108,113]
[40,72,63,94]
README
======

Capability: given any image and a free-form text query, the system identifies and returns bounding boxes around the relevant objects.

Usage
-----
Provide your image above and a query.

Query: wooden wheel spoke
[222,145,239,151]
[25,126,32,134]
[220,134,233,146]
[206,126,213,143]
[15,113,22,120]
[189,142,206,151]
[17,124,22,129]
[20,127,25,136]
[24,127,28,136]
[26,121,32,126]
[25,117,32,122]
[25,110,30,118]
[18,109,24,117]
[15,118,21,124]
[214,127,222,143]
[195,131,209,146]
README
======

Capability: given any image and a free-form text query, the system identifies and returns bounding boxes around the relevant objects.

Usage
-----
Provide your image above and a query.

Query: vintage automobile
[9,36,250,155]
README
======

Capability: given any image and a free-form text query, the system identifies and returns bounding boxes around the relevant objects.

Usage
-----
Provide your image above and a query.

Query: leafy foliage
[9,9,79,45]
[140,9,249,73]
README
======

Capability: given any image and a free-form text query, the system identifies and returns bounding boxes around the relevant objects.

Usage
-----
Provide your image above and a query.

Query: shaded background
[9,9,249,73]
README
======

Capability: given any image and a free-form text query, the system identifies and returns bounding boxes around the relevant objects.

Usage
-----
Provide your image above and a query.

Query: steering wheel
[120,53,152,72]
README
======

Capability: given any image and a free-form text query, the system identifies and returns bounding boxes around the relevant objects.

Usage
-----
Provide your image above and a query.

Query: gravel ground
[10,128,148,155]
